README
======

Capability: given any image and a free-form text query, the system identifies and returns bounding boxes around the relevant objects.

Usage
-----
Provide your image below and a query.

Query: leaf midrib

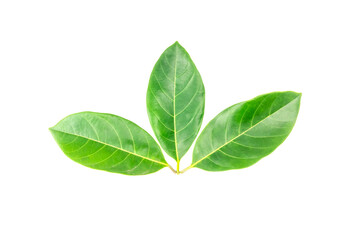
[191,96,300,168]
[173,46,179,161]
[50,128,168,166]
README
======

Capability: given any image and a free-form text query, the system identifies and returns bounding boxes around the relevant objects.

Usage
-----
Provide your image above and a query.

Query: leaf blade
[191,91,301,171]
[147,42,205,161]
[50,112,167,175]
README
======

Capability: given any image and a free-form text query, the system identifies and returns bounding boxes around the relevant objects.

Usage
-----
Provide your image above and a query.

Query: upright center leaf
[146,42,205,167]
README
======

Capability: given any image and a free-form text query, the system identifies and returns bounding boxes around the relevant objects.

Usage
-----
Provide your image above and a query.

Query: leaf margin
[182,91,302,173]
[49,111,171,176]
[146,41,205,168]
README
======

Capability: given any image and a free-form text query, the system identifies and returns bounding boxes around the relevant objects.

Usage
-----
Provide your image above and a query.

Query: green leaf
[146,42,205,162]
[189,91,301,172]
[49,112,168,175]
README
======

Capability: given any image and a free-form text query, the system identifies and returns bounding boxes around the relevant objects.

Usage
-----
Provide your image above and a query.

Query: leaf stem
[167,164,177,174]
[180,164,194,174]
[176,160,180,174]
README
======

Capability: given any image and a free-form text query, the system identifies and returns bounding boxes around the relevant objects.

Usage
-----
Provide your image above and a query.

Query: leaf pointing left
[49,112,168,175]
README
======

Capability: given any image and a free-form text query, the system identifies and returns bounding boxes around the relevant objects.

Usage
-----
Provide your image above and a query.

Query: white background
[1,1,359,239]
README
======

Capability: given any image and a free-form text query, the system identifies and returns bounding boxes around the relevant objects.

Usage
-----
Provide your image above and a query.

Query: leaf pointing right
[190,91,301,172]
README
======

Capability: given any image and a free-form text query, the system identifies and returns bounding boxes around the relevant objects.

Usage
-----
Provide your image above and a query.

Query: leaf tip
[287,91,302,99]
[295,91,302,99]
[48,127,58,136]
[173,41,182,48]
[48,127,57,139]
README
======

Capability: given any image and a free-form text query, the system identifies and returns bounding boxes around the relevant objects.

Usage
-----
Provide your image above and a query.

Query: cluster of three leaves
[50,42,301,175]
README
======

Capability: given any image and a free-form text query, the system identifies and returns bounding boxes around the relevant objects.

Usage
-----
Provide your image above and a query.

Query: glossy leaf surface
[50,112,167,175]
[191,91,301,171]
[147,42,205,161]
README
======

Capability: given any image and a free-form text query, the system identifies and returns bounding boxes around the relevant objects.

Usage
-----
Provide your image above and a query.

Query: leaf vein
[191,96,300,168]
[51,129,167,166]
[175,85,201,117]
[149,87,174,117]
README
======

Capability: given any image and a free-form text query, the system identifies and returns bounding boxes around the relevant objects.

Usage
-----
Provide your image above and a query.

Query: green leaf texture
[146,42,205,161]
[50,112,167,175]
[191,91,301,171]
